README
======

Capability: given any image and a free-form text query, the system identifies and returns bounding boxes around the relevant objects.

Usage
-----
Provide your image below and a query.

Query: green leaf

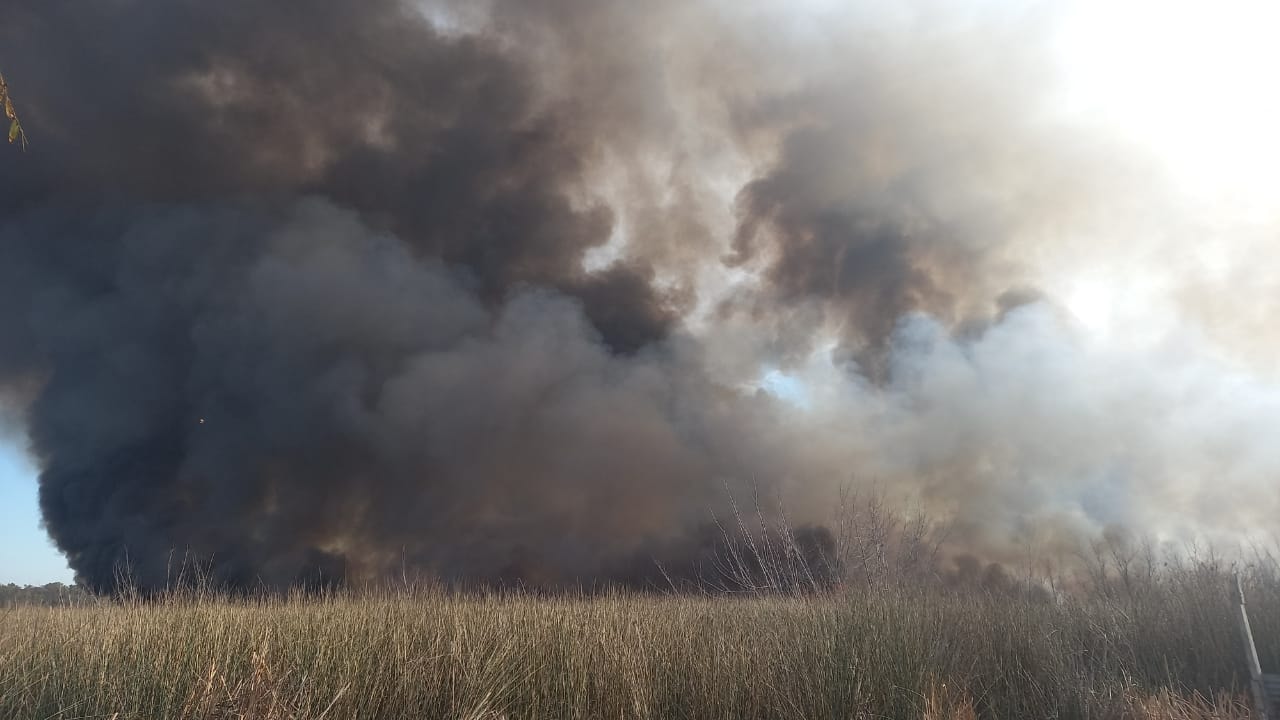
[8,118,19,144]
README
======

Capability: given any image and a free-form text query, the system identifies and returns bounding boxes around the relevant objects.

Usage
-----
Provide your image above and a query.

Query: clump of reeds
[2,558,1276,719]
[5,487,1279,719]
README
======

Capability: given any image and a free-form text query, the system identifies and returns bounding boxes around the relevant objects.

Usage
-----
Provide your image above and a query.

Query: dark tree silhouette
[0,582,88,606]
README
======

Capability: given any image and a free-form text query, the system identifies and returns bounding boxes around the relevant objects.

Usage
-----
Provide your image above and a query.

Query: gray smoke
[1,0,1275,590]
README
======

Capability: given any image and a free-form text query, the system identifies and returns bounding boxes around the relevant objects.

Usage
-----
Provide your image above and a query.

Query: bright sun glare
[1047,0,1280,337]
[1058,0,1280,213]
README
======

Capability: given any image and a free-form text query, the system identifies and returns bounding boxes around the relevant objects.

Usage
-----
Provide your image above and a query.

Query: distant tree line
[0,582,90,607]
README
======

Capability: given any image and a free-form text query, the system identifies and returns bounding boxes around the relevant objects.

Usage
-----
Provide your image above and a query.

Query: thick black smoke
[3,0,1275,591]
[0,0,708,589]
[0,0,882,591]
[0,1,678,348]
[10,198,796,589]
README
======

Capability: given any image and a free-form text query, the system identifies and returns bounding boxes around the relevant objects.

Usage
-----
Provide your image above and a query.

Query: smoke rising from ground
[0,0,1276,589]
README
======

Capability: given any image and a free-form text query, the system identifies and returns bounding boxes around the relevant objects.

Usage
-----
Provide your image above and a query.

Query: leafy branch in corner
[1,72,27,150]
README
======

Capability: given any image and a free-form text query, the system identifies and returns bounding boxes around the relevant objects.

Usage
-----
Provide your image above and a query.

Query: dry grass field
[2,556,1277,720]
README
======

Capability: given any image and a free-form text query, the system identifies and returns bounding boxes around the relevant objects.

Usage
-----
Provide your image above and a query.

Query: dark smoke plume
[2,0,1277,591]
[0,0,765,590]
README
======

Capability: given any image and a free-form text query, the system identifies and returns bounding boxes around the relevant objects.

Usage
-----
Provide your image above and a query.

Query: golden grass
[0,581,1271,720]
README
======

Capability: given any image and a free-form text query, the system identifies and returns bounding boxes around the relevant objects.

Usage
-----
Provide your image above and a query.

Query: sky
[0,439,73,584]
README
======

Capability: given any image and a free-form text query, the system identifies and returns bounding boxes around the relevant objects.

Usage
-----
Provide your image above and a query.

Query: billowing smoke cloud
[1,0,1276,590]
[8,199,788,588]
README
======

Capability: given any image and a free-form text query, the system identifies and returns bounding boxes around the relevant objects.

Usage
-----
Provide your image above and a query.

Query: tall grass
[2,560,1274,720]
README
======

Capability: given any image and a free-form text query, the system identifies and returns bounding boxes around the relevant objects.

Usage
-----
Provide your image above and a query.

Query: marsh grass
[2,563,1276,720]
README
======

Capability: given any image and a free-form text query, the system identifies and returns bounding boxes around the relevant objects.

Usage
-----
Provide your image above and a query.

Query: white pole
[1236,573,1269,720]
